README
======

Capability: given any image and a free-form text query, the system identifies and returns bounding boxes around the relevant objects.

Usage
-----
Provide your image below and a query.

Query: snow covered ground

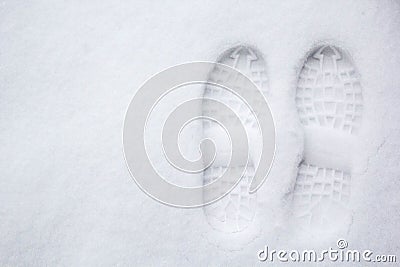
[1,0,399,265]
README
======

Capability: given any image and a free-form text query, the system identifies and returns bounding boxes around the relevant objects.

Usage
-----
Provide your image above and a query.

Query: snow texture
[1,0,400,266]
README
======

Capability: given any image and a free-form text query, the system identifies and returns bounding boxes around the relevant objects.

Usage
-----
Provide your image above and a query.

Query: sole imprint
[293,45,363,228]
[202,45,268,233]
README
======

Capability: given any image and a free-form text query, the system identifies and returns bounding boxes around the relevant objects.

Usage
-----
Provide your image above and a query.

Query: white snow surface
[1,0,400,265]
